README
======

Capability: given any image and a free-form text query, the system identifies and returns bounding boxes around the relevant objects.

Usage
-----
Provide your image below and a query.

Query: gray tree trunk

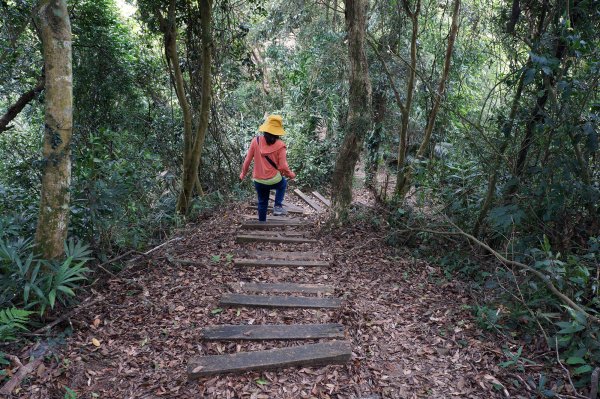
[330,0,372,219]
[34,0,73,259]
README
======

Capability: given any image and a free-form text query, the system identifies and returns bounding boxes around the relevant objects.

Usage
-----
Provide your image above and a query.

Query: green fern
[0,307,32,341]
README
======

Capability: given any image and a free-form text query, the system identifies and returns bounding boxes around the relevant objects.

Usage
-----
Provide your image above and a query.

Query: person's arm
[277,146,296,179]
[240,138,255,180]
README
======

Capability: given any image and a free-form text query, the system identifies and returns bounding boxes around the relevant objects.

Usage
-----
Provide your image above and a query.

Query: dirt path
[17,200,517,398]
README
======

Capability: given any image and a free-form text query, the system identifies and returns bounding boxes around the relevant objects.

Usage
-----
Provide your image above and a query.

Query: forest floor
[7,190,565,399]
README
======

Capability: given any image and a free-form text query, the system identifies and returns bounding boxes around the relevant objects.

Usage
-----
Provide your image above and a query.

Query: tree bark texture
[34,0,73,259]
[331,0,372,219]
[176,0,212,214]
[395,0,460,198]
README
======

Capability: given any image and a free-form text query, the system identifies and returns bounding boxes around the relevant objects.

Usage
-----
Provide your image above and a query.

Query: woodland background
[0,0,599,395]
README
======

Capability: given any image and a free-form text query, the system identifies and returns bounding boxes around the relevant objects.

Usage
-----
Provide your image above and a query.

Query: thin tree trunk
[396,0,460,198]
[34,0,73,259]
[0,76,44,133]
[177,0,213,214]
[502,27,567,202]
[332,0,338,28]
[159,0,194,176]
[472,69,525,235]
[331,0,372,219]
[365,87,386,188]
[395,0,420,196]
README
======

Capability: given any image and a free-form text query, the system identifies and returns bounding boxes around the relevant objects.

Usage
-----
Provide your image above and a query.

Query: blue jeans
[254,178,287,221]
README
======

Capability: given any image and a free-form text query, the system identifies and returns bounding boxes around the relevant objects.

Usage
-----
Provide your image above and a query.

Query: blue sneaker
[273,205,287,216]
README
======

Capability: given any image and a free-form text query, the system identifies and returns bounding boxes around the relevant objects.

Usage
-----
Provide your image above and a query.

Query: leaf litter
[9,198,555,398]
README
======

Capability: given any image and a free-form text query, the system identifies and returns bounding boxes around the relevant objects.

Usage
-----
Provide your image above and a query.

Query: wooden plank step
[236,235,317,244]
[312,191,331,207]
[234,258,329,267]
[200,323,345,341]
[188,341,352,378]
[245,231,304,237]
[242,215,303,222]
[294,189,324,213]
[249,201,306,213]
[238,282,336,294]
[245,205,305,215]
[241,220,305,230]
[220,293,342,309]
[237,250,329,260]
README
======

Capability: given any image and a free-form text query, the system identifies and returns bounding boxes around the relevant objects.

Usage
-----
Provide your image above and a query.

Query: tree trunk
[176,0,213,214]
[394,0,420,196]
[34,0,73,259]
[365,87,386,188]
[502,20,567,201]
[330,0,372,219]
[158,0,194,179]
[472,69,525,235]
[395,0,460,198]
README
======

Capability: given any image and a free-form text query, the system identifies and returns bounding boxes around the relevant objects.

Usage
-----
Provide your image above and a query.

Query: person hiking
[239,114,296,222]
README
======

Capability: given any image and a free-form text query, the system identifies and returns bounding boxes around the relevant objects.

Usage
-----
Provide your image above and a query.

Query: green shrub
[0,238,90,316]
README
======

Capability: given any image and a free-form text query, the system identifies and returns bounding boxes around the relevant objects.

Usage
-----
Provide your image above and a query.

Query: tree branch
[418,222,600,325]
[0,75,45,133]
[366,36,406,114]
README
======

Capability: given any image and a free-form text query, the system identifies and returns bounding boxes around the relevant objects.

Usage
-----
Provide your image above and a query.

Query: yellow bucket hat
[258,114,286,136]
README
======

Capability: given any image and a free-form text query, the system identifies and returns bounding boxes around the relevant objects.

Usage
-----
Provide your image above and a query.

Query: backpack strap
[256,136,279,170]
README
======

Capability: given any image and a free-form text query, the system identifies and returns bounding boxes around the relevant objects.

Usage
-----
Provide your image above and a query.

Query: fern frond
[0,307,32,341]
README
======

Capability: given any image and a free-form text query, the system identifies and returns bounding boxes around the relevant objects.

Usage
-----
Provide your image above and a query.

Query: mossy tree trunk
[155,0,213,215]
[395,0,460,199]
[331,0,372,219]
[34,0,73,259]
[176,0,212,215]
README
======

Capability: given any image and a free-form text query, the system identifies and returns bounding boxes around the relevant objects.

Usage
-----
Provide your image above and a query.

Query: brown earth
[5,195,567,398]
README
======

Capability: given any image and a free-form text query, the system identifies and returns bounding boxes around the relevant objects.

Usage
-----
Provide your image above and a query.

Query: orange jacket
[240,136,296,180]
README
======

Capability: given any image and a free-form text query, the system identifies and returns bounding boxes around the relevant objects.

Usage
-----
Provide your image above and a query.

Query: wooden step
[236,250,329,260]
[237,282,336,294]
[188,341,352,378]
[312,191,331,207]
[242,215,303,222]
[294,189,324,213]
[219,293,342,309]
[200,323,345,340]
[249,202,306,213]
[241,220,305,230]
[236,235,317,244]
[245,205,305,215]
[234,258,330,268]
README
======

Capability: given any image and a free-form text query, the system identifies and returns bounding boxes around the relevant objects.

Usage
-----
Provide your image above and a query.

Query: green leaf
[210,255,221,262]
[49,289,57,309]
[255,378,269,385]
[57,286,76,297]
[210,308,223,315]
[573,365,593,375]
[565,357,586,365]
[557,324,585,334]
